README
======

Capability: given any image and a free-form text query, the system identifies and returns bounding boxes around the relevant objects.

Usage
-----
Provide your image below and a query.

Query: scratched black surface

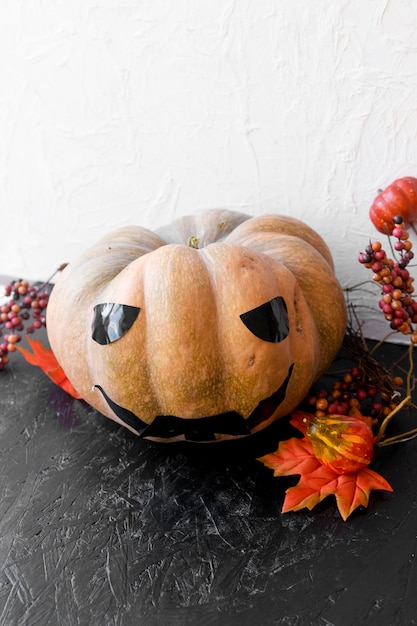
[1,341,417,626]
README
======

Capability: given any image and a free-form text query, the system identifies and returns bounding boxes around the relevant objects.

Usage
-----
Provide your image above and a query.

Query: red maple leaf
[258,411,393,521]
[17,337,82,399]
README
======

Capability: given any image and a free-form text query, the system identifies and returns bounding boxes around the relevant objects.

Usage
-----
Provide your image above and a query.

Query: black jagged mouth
[94,364,294,442]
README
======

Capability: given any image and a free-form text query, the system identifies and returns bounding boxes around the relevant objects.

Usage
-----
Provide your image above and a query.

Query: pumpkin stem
[187,235,200,249]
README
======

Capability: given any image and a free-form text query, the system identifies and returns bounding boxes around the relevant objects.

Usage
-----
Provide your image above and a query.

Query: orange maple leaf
[17,337,82,399]
[258,411,393,521]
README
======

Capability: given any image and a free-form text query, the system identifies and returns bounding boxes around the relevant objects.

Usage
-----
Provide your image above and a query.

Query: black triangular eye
[92,303,140,345]
[240,297,289,343]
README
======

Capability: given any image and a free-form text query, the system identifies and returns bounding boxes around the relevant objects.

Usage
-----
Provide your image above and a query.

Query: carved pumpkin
[46,209,346,442]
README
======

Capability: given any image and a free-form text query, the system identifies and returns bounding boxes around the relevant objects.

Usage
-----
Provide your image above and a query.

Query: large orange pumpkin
[46,209,346,442]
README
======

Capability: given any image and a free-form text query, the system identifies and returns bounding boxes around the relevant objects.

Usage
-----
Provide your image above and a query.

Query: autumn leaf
[258,410,393,521]
[260,435,322,477]
[17,337,82,399]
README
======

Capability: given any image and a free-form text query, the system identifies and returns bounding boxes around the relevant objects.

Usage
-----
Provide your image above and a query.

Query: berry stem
[358,216,417,339]
[376,423,417,446]
[375,342,415,444]
[35,264,67,293]
[375,394,413,444]
[344,280,379,292]
[0,268,66,371]
[406,339,415,396]
[369,331,403,355]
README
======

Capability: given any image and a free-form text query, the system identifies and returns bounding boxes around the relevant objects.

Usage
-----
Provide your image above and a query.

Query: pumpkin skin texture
[46,209,347,443]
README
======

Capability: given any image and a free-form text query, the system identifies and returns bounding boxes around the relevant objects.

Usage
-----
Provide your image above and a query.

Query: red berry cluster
[0,280,50,370]
[358,215,417,340]
[308,367,403,424]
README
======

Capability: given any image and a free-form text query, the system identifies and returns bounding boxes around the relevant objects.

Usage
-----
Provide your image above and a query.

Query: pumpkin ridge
[199,243,300,418]
[140,244,226,419]
[222,232,346,376]
[225,214,335,270]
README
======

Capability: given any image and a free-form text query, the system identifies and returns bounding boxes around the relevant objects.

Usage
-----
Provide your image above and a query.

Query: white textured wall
[2,0,417,339]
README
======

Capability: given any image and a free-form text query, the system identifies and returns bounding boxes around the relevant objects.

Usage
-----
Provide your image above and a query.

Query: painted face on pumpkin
[90,297,293,441]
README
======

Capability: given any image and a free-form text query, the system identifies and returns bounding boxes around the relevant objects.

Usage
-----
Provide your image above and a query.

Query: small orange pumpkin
[369,176,417,234]
[46,209,346,442]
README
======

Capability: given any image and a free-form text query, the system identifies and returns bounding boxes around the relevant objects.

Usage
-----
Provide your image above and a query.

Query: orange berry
[391,300,402,311]
[398,322,412,333]
[316,398,329,411]
[393,299,405,310]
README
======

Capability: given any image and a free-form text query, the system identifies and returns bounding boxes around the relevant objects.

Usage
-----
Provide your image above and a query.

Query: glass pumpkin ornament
[306,414,374,474]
